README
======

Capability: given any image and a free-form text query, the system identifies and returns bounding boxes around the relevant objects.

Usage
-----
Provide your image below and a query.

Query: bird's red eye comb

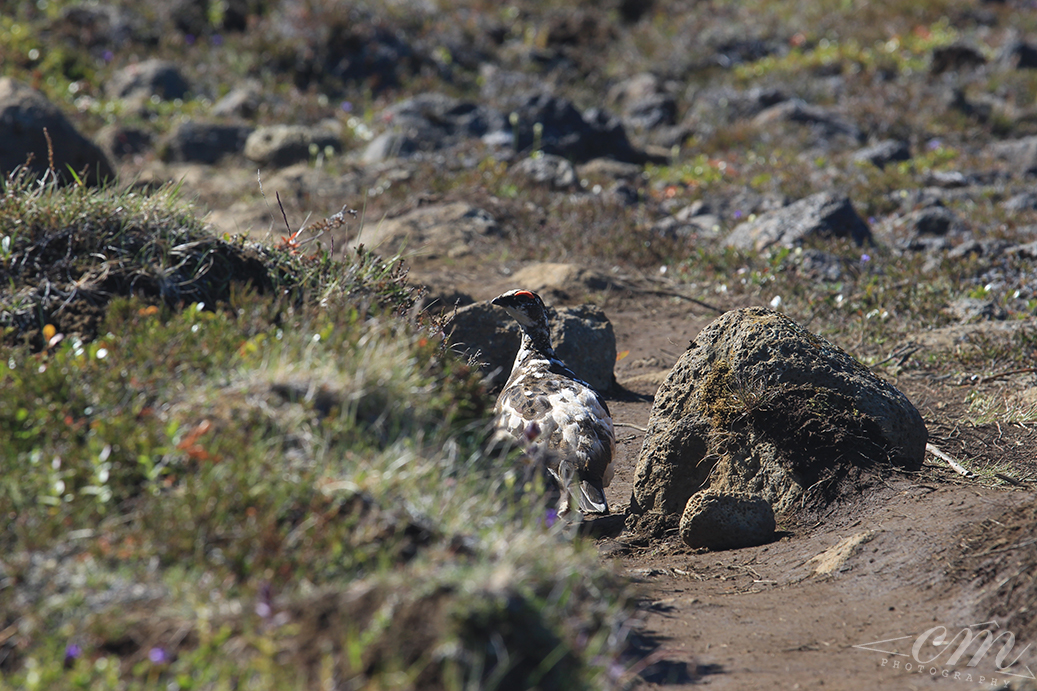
[514,290,536,299]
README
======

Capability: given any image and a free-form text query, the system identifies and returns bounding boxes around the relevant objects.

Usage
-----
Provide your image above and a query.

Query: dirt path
[589,290,1037,690]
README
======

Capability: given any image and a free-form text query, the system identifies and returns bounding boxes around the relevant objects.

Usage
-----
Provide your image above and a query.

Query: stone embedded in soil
[629,306,928,521]
[987,135,1037,177]
[161,120,253,164]
[879,202,970,253]
[446,298,616,393]
[244,123,342,168]
[679,490,776,550]
[724,191,871,252]
[363,93,507,163]
[807,531,876,576]
[106,58,191,101]
[510,154,577,189]
[504,92,643,163]
[945,297,1007,323]
[930,41,987,74]
[0,78,115,186]
[356,202,500,262]
[95,124,153,161]
[850,139,911,169]
[506,262,619,302]
[750,99,863,146]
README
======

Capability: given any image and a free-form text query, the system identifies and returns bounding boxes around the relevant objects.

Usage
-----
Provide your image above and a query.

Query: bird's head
[492,289,550,335]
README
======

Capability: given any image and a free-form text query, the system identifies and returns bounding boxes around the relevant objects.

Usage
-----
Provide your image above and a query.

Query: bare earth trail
[598,289,1037,690]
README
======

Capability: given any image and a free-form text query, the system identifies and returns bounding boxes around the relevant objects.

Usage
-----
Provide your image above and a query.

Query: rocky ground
[5,0,1037,687]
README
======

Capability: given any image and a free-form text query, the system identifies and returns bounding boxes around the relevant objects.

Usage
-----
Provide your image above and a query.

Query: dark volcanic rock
[999,39,1037,69]
[0,78,115,186]
[364,93,507,162]
[106,59,191,101]
[161,120,253,164]
[608,73,677,132]
[447,299,616,393]
[752,99,863,146]
[851,140,911,168]
[506,92,643,162]
[930,41,987,73]
[886,203,970,252]
[52,3,154,52]
[95,124,153,160]
[685,86,789,131]
[725,192,871,252]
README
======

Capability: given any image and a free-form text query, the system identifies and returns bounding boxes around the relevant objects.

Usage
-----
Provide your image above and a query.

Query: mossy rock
[629,306,927,526]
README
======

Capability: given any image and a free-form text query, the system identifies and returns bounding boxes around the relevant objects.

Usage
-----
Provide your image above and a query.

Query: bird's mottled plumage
[492,289,615,515]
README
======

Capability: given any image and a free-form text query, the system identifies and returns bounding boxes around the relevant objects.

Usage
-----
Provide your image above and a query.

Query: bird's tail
[576,481,609,515]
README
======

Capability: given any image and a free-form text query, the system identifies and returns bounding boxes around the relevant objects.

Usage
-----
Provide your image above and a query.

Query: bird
[490,289,615,517]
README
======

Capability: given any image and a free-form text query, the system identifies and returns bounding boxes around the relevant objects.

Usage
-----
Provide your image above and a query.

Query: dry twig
[925,442,975,478]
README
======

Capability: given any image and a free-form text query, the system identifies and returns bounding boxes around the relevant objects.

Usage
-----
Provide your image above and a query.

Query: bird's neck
[515,325,555,365]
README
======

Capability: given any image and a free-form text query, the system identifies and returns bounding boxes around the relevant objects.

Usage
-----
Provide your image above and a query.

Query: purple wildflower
[341,101,353,113]
[545,508,558,528]
[256,581,273,619]
[64,643,82,668]
[148,647,167,664]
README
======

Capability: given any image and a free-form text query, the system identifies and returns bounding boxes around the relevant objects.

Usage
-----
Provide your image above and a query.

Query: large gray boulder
[0,78,115,186]
[446,300,616,393]
[629,307,927,528]
[725,191,871,252]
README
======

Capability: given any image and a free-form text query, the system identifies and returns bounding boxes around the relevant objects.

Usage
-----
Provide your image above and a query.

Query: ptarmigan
[491,289,615,516]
